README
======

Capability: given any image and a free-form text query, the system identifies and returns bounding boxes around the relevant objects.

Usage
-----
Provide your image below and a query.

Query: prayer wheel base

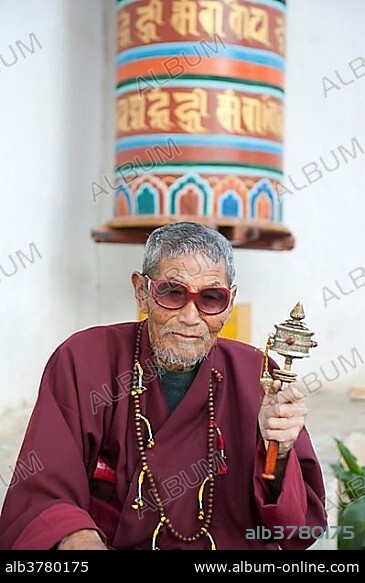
[91,216,294,251]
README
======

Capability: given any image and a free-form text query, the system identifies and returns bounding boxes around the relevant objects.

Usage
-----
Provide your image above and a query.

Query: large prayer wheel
[92,0,293,250]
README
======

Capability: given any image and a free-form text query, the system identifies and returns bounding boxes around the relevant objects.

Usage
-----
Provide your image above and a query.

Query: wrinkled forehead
[154,253,229,287]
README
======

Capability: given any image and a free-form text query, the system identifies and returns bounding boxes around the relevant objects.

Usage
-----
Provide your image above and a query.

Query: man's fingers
[261,399,307,420]
[262,427,304,443]
[271,380,281,392]
[264,415,306,431]
[277,402,308,418]
[264,385,304,407]
[279,386,304,402]
[264,401,308,419]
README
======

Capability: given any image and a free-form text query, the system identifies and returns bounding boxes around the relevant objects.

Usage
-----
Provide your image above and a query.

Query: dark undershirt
[160,365,200,414]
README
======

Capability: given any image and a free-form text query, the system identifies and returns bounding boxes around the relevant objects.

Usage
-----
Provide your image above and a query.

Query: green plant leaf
[330,463,355,482]
[335,439,364,475]
[330,464,363,488]
[338,497,365,550]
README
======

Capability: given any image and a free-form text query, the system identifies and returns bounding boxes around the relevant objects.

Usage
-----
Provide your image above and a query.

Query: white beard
[151,345,208,374]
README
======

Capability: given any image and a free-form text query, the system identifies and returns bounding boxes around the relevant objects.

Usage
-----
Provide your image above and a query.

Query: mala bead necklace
[130,320,227,550]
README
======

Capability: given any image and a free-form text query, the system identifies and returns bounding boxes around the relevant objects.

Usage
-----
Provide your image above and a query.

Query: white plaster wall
[0,0,113,408]
[240,0,365,391]
[1,0,365,410]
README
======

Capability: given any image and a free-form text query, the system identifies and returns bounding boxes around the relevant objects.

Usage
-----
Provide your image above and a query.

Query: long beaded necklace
[129,320,227,550]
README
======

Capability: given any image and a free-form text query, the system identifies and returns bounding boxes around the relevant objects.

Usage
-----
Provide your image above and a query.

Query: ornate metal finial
[290,301,305,321]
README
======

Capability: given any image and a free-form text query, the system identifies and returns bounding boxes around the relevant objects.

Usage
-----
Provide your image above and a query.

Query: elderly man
[0,222,326,550]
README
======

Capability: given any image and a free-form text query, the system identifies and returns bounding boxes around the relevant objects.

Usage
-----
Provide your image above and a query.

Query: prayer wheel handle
[260,302,318,480]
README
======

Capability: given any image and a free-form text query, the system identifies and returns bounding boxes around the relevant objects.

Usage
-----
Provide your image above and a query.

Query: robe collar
[137,318,219,439]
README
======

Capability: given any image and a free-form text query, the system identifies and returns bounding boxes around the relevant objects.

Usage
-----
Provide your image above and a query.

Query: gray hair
[142,222,236,286]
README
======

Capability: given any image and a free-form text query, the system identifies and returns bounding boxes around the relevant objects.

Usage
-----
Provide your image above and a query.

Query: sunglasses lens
[150,279,230,315]
[153,281,187,309]
[198,288,230,314]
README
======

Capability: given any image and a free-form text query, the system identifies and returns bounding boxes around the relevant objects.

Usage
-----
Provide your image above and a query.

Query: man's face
[132,254,237,370]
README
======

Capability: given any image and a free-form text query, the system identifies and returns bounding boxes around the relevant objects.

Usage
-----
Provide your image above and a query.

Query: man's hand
[258,381,307,459]
[57,529,108,550]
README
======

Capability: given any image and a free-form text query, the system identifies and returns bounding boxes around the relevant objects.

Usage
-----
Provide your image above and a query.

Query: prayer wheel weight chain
[260,302,318,480]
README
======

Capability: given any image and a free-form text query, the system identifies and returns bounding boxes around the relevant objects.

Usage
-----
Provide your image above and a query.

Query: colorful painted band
[116,147,282,173]
[116,58,284,90]
[115,134,282,154]
[113,173,283,222]
[116,78,284,99]
[117,0,285,56]
[116,44,284,70]
[116,87,283,141]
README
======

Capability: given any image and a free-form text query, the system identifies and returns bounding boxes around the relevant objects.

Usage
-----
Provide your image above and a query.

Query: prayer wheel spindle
[260,302,318,480]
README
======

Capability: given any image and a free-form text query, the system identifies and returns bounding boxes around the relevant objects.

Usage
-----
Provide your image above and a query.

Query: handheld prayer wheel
[260,302,318,479]
[92,0,294,250]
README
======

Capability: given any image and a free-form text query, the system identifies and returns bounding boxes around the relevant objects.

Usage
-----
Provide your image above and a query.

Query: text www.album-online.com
[194,561,360,574]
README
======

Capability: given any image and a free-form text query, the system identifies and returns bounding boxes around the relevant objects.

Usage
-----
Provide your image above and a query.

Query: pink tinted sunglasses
[145,276,232,315]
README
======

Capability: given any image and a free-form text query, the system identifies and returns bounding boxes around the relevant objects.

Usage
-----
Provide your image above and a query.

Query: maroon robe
[0,321,327,550]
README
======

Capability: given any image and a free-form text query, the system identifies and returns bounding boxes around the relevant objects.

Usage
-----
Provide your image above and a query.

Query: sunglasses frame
[144,276,232,316]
